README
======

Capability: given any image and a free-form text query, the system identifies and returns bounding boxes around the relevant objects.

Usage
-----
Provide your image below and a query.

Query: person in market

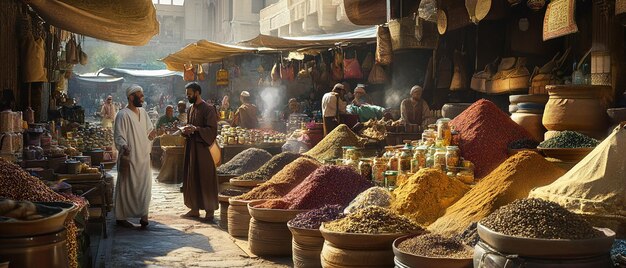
[282,98,301,120]
[321,83,348,135]
[180,82,219,221]
[100,95,117,128]
[113,85,157,229]
[400,85,434,126]
[177,101,188,124]
[347,102,386,123]
[231,91,259,129]
[352,84,372,106]
[155,105,179,134]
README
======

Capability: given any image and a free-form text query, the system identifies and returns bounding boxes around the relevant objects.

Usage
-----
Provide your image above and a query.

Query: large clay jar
[511,112,546,142]
[543,85,611,139]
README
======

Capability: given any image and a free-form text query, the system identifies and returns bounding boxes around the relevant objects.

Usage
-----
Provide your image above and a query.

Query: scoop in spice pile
[0,158,85,268]
[539,130,600,148]
[325,206,424,234]
[289,205,345,229]
[235,157,321,201]
[280,165,373,210]
[233,152,303,181]
[530,127,626,229]
[391,169,470,226]
[480,198,602,239]
[344,186,393,214]
[304,124,364,162]
[398,233,473,259]
[428,151,566,235]
[217,148,272,175]
[451,99,533,178]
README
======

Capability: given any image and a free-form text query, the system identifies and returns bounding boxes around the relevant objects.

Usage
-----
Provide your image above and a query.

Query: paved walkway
[101,171,291,268]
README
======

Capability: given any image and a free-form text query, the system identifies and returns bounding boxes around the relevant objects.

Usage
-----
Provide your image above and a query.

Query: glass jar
[384,170,398,191]
[433,150,447,171]
[238,134,246,144]
[382,146,395,160]
[358,158,373,180]
[398,148,412,174]
[372,158,387,186]
[457,167,475,184]
[436,118,452,147]
[344,149,358,168]
[446,146,460,171]
[227,135,236,145]
[387,151,398,171]
[342,146,356,160]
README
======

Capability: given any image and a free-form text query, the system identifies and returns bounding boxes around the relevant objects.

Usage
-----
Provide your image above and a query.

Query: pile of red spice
[451,99,533,178]
[235,157,321,201]
[271,165,373,210]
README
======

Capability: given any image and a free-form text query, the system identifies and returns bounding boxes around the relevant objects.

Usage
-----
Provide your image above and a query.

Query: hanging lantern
[527,0,546,11]
[216,62,229,86]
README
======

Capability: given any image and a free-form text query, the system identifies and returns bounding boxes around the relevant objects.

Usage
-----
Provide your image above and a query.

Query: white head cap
[410,85,423,95]
[240,91,251,97]
[126,85,143,97]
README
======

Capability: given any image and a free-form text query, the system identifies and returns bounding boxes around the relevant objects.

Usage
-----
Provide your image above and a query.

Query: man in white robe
[114,85,156,229]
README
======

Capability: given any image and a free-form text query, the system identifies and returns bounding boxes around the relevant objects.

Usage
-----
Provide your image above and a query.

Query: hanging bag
[332,49,344,81]
[361,51,374,78]
[184,63,195,81]
[65,35,78,64]
[216,62,229,86]
[450,49,468,90]
[197,64,206,81]
[78,35,88,65]
[271,61,281,81]
[297,61,310,80]
[375,25,393,65]
[343,51,363,79]
[368,63,388,84]
[319,54,330,84]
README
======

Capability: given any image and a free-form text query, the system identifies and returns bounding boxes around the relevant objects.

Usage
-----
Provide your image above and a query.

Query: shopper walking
[181,82,219,221]
[113,85,156,229]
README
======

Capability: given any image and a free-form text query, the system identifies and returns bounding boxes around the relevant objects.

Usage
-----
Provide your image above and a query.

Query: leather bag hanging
[436,53,453,89]
[361,51,374,78]
[343,51,363,79]
[368,63,388,84]
[216,63,229,86]
[319,54,330,84]
[197,64,206,81]
[22,31,48,83]
[65,35,78,64]
[297,61,310,80]
[450,49,468,90]
[375,25,393,65]
[78,36,88,65]
[280,61,295,81]
[184,63,195,81]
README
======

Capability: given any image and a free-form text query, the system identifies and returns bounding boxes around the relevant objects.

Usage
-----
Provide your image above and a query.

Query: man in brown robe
[181,82,219,221]
[400,85,433,126]
[232,91,259,129]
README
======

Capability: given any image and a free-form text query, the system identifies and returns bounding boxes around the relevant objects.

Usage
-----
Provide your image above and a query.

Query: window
[251,0,265,14]
[172,0,184,5]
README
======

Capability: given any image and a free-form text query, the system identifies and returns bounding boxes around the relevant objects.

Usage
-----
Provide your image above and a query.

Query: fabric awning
[238,27,376,50]
[74,73,124,83]
[98,68,182,78]
[24,0,159,46]
[160,40,265,71]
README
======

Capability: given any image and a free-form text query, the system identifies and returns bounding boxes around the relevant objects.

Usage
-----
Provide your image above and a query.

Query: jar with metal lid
[238,134,246,144]
[446,146,460,171]
[387,150,398,171]
[227,134,237,145]
[436,118,452,147]
[398,148,412,173]
[411,147,427,173]
[344,149,358,168]
[372,158,387,186]
[457,166,475,184]
[358,158,373,180]
[384,170,398,190]
[382,146,395,160]
[433,149,447,171]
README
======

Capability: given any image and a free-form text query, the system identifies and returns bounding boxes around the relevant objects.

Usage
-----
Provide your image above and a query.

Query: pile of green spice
[539,131,599,148]
[325,206,423,234]
[480,198,602,240]
[234,152,303,181]
[398,234,473,259]
[304,124,363,161]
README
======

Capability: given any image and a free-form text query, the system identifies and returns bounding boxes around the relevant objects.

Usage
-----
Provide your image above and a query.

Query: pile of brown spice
[451,99,533,178]
[325,206,423,234]
[428,151,566,235]
[480,198,601,240]
[391,169,469,226]
[398,234,473,259]
[304,124,363,161]
[235,157,321,201]
[234,152,303,181]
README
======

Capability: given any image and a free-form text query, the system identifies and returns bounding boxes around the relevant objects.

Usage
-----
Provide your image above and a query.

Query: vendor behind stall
[347,103,386,122]
[352,84,372,106]
[400,85,433,126]
[232,91,259,129]
[156,105,179,132]
[177,101,188,124]
[282,98,301,120]
[321,83,348,135]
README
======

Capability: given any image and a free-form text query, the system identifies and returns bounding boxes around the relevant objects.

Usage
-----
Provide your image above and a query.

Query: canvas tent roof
[237,27,377,50]
[98,68,182,78]
[25,0,158,46]
[74,73,124,83]
[160,40,266,72]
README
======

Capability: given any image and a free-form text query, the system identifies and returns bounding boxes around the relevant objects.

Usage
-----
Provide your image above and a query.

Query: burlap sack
[375,26,393,66]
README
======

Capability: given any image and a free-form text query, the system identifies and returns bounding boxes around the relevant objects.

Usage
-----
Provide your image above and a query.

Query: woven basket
[389,17,438,51]
[159,135,185,147]
[530,73,561,95]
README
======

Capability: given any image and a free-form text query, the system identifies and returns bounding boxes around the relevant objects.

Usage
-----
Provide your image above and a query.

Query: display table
[221,143,283,164]
[156,146,185,184]
[56,172,108,238]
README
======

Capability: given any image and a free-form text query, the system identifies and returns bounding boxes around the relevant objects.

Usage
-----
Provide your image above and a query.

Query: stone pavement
[100,171,292,268]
